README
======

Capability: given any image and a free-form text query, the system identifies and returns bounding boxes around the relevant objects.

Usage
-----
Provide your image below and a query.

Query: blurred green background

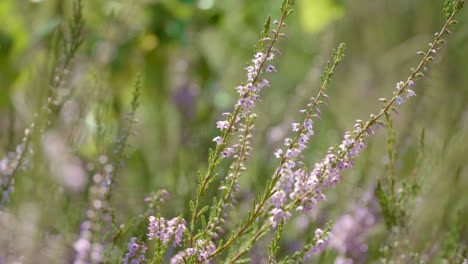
[0,0,467,263]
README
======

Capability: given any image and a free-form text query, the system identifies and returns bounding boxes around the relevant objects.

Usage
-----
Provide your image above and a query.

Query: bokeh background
[0,0,467,263]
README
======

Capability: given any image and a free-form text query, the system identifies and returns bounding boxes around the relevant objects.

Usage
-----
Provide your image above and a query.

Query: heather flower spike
[187,0,296,249]
[72,74,142,263]
[0,0,85,206]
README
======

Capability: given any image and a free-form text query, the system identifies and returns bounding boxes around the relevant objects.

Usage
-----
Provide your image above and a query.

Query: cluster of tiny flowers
[170,239,216,264]
[331,193,377,264]
[268,96,328,227]
[71,155,118,262]
[303,228,332,261]
[291,121,371,212]
[148,216,187,247]
[209,114,256,238]
[213,44,279,152]
[73,221,103,264]
[0,128,31,204]
[213,52,276,148]
[90,155,115,212]
[394,81,416,105]
[269,208,292,228]
[122,237,147,264]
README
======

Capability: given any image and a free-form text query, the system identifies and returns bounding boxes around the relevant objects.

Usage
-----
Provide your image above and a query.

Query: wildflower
[122,237,147,264]
[213,136,223,145]
[221,148,235,158]
[216,121,229,130]
[148,216,187,247]
[266,65,277,72]
[274,149,283,158]
[330,194,376,263]
[167,217,187,247]
[406,89,416,98]
[148,216,169,244]
[396,81,404,90]
[396,96,404,105]
[292,123,300,131]
[269,208,291,228]
[170,240,216,264]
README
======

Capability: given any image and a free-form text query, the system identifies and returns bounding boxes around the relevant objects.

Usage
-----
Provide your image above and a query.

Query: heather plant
[0,0,467,264]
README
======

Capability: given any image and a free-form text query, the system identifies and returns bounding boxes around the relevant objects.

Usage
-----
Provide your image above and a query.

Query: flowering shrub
[0,0,467,263]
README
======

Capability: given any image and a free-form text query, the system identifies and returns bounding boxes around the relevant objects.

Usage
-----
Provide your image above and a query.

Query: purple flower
[396,96,404,105]
[148,216,187,247]
[274,149,283,158]
[406,89,416,98]
[266,65,277,73]
[269,208,291,228]
[292,123,300,131]
[213,136,223,145]
[122,237,147,264]
[216,121,230,130]
[167,217,187,247]
[148,216,169,244]
[330,193,377,263]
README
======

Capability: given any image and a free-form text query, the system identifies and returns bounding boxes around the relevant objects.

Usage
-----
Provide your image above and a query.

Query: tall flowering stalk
[283,0,465,216]
[73,75,142,263]
[0,0,84,205]
[214,42,346,264]
[187,1,465,262]
[204,112,256,240]
[188,0,296,247]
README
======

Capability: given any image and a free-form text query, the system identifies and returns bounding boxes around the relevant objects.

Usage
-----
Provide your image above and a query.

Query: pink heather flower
[409,80,415,87]
[148,216,187,247]
[213,136,223,145]
[303,228,331,261]
[406,89,416,98]
[246,66,256,81]
[221,148,235,158]
[274,149,283,158]
[216,121,229,130]
[269,208,291,228]
[267,52,275,60]
[396,81,404,90]
[170,251,185,264]
[235,85,246,95]
[285,149,295,159]
[266,65,277,73]
[170,240,216,264]
[148,216,169,244]
[254,52,264,60]
[270,190,286,208]
[258,79,270,89]
[292,123,300,131]
[167,217,187,247]
[122,237,147,264]
[396,96,404,105]
[331,200,376,263]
